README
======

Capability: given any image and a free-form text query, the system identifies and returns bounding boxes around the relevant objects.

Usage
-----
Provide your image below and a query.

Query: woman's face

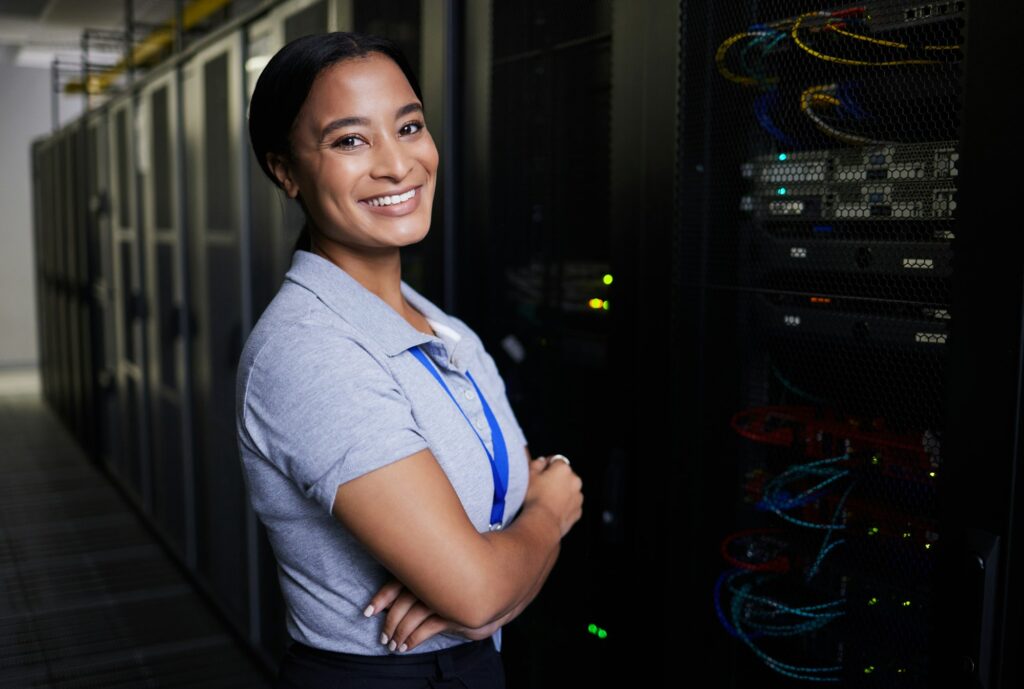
[273,53,438,253]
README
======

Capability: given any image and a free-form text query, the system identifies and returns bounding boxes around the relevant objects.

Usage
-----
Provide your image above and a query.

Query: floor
[0,372,274,688]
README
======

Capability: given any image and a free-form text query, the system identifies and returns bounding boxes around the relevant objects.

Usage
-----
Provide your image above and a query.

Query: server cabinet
[139,71,193,557]
[460,1,658,685]
[85,111,119,472]
[671,1,1018,687]
[108,97,151,503]
[183,29,252,631]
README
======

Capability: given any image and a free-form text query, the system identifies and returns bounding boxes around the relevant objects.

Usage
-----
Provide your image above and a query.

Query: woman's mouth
[359,186,422,217]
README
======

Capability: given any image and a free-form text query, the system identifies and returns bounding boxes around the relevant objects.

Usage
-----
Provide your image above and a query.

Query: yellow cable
[715,31,778,86]
[823,20,960,51]
[791,12,942,66]
[800,83,891,145]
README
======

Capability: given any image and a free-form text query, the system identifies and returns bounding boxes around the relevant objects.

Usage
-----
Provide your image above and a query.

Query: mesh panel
[115,109,130,229]
[152,85,172,229]
[700,2,964,685]
[204,53,231,232]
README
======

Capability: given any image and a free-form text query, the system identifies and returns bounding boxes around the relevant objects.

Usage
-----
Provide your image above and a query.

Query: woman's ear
[267,152,300,199]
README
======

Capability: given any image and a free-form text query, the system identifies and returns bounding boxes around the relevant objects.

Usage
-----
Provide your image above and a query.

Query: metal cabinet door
[183,29,251,629]
[140,72,193,558]
[108,97,151,504]
[85,112,119,472]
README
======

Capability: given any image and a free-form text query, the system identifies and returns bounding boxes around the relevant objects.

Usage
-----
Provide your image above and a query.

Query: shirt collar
[283,250,473,369]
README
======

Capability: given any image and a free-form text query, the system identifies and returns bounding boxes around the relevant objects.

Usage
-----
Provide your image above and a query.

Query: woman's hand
[365,577,503,653]
[522,453,583,539]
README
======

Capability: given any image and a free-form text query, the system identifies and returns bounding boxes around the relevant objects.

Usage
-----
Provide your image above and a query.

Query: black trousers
[274,638,506,689]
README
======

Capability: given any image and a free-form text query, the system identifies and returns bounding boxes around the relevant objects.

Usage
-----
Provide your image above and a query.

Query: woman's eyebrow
[319,102,423,142]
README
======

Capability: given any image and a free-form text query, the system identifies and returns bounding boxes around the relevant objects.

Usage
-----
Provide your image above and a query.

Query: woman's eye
[400,121,424,136]
[334,136,364,149]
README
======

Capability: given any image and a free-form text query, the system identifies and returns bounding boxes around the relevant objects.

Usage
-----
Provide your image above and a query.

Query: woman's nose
[370,134,412,181]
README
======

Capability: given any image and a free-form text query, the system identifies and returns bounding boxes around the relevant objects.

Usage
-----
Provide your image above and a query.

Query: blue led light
[777,187,787,196]
[779,153,788,161]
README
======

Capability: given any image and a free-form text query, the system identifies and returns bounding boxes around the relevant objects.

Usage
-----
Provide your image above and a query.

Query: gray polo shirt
[235,249,529,656]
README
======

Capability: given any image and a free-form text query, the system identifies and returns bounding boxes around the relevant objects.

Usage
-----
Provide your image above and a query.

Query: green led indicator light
[777,187,787,195]
[902,531,912,539]
[598,629,608,639]
[779,153,788,161]
[902,600,912,607]
[603,274,613,285]
[588,623,608,639]
[871,455,880,465]
[897,668,907,674]
[868,526,879,536]
[588,624,598,634]
[929,471,937,478]
[864,665,875,674]
[603,301,610,311]
[925,543,932,550]
[867,596,878,606]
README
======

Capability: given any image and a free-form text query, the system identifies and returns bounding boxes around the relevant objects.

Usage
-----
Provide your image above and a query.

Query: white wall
[0,62,82,368]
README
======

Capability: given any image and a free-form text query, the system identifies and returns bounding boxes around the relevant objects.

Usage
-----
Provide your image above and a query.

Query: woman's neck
[312,237,417,323]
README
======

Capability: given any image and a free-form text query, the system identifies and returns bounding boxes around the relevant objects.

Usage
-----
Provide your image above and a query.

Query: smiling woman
[239,32,584,689]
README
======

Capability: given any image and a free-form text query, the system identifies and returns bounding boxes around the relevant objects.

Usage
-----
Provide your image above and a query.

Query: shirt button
[464,390,476,401]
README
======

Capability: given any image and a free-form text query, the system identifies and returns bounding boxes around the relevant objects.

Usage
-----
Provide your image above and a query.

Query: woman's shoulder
[239,284,383,388]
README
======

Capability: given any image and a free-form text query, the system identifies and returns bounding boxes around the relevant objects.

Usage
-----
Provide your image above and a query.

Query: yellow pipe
[66,0,232,94]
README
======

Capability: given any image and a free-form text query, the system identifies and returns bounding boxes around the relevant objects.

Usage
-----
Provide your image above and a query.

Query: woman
[237,31,584,688]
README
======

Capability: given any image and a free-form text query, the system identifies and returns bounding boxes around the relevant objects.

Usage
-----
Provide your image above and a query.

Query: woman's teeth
[366,188,416,206]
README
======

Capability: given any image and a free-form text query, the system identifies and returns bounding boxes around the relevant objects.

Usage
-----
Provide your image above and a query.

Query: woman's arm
[368,537,558,652]
[331,445,580,630]
[367,449,562,651]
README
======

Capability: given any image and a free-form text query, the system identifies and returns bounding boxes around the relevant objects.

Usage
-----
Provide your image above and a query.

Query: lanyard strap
[409,346,508,528]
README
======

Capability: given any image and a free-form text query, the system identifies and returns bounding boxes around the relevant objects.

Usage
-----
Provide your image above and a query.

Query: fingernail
[388,640,397,652]
[363,605,375,618]
[398,643,408,653]
[380,633,389,645]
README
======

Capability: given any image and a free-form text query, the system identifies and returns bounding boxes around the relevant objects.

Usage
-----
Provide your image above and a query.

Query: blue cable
[728,576,844,681]
[754,90,798,146]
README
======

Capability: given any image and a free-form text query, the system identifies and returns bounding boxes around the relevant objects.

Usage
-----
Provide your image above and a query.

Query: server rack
[458,1,681,685]
[673,1,1020,687]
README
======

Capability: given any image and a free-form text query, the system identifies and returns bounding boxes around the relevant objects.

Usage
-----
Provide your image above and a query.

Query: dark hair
[247,32,424,253]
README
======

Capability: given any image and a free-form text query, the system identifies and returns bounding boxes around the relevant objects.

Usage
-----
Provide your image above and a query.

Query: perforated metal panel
[680,2,967,685]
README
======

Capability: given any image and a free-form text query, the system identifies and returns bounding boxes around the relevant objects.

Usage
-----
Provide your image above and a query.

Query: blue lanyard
[409,346,508,529]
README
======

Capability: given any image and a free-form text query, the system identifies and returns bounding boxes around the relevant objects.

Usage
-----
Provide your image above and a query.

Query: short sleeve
[241,325,430,514]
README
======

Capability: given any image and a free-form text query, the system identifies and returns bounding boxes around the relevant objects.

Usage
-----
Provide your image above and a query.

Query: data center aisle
[0,381,273,688]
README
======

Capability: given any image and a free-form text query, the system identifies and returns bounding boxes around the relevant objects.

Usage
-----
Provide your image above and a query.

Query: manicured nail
[363,605,375,618]
[398,643,408,653]
[388,640,397,652]
[380,633,389,645]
